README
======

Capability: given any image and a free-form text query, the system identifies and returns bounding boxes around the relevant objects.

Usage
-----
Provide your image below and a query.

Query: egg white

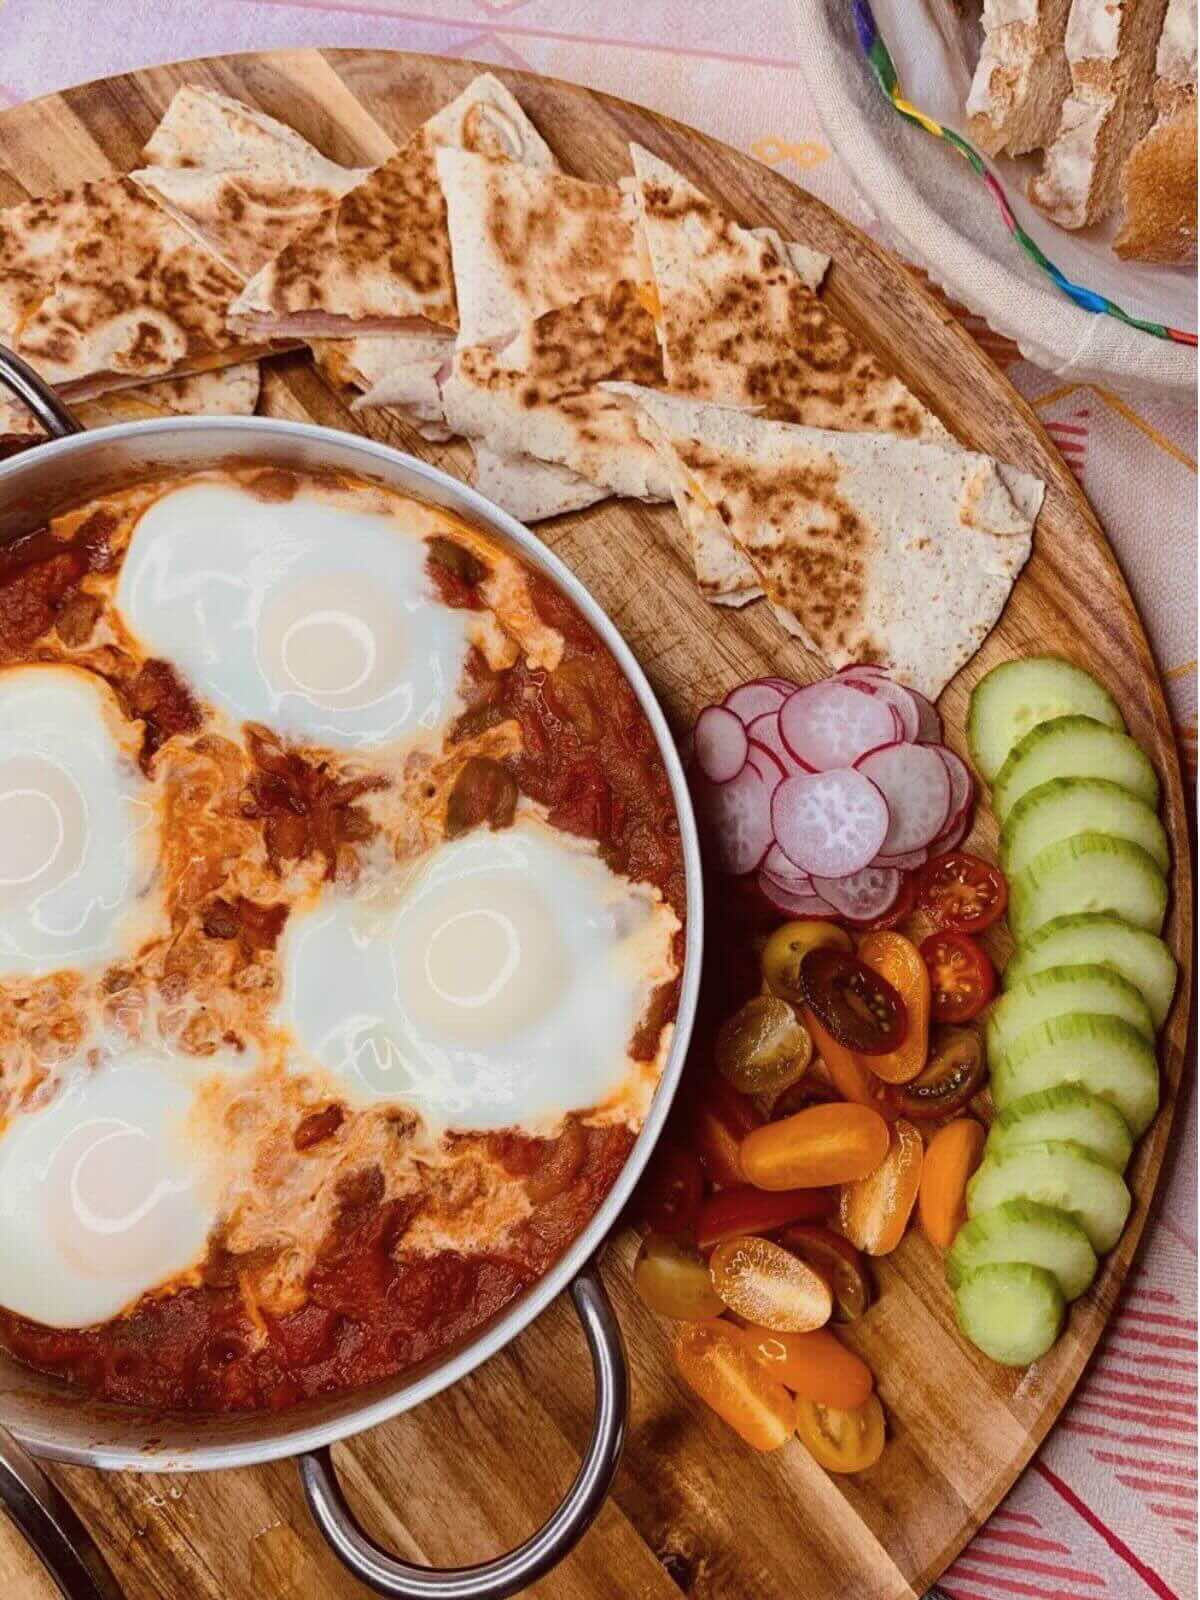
[114,480,474,751]
[0,665,159,979]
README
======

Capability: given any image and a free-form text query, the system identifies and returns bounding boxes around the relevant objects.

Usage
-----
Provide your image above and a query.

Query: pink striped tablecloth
[0,5,1195,1597]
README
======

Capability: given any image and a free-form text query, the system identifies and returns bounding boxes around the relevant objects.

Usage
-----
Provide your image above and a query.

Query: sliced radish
[933,810,970,852]
[746,740,785,786]
[724,680,789,725]
[691,762,776,876]
[771,768,889,877]
[935,745,974,820]
[694,704,749,783]
[761,842,814,894]
[909,687,942,744]
[874,846,928,871]
[836,663,887,678]
[747,711,812,776]
[812,865,902,922]
[779,682,898,771]
[842,675,920,742]
[856,742,951,855]
[758,869,839,918]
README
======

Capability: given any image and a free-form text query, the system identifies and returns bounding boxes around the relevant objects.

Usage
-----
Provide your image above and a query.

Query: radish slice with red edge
[935,745,974,820]
[856,742,951,855]
[909,688,942,744]
[761,842,815,895]
[694,704,749,783]
[812,865,903,922]
[771,768,889,877]
[841,676,920,742]
[779,681,899,771]
[747,711,812,776]
[724,680,789,725]
[746,740,785,786]
[691,762,776,875]
[874,846,928,871]
[933,809,970,853]
[758,869,840,918]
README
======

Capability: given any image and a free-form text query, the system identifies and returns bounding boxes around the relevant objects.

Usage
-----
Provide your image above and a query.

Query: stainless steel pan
[0,346,704,1600]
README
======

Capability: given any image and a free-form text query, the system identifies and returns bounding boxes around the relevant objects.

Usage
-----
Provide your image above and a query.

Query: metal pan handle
[299,1259,627,1599]
[0,1427,124,1600]
[0,344,83,440]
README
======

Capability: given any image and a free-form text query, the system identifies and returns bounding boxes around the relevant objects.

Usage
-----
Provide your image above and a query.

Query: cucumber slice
[1009,834,1168,942]
[988,964,1154,1058]
[947,1198,1098,1301]
[967,1140,1131,1252]
[993,716,1159,824]
[1005,914,1178,1031]
[967,658,1124,784]
[955,1262,1065,1366]
[988,1086,1134,1173]
[991,1013,1159,1138]
[1000,779,1168,878]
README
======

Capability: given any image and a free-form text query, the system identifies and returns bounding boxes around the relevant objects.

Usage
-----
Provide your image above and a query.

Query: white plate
[793,0,1197,400]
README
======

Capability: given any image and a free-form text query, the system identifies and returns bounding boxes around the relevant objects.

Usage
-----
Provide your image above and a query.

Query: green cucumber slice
[990,1013,1159,1138]
[967,1140,1131,1252]
[993,716,1159,824]
[1000,779,1168,878]
[947,1198,1098,1301]
[955,1262,1065,1365]
[988,964,1154,1058]
[988,1086,1134,1173]
[967,658,1124,784]
[1004,914,1178,1031]
[1009,834,1168,942]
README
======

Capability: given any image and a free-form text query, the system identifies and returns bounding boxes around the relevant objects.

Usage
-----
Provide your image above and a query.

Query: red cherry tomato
[919,932,996,1023]
[916,852,1008,935]
[637,1142,703,1238]
[696,1183,835,1250]
[885,1027,986,1121]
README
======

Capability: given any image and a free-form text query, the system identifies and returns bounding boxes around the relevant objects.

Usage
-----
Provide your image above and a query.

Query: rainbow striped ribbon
[851,0,1198,348]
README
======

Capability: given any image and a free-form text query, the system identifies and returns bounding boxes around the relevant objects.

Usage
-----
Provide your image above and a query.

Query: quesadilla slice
[472,445,609,522]
[230,74,556,342]
[0,181,116,346]
[0,361,260,442]
[607,385,1043,698]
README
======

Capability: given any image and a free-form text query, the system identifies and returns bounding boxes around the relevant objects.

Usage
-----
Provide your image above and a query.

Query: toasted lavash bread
[966,0,1073,156]
[1030,0,1171,228]
[13,178,263,399]
[230,74,556,340]
[141,84,358,182]
[1115,0,1198,260]
[437,150,643,347]
[605,385,1043,698]
[0,361,260,442]
[472,445,610,521]
[0,181,116,345]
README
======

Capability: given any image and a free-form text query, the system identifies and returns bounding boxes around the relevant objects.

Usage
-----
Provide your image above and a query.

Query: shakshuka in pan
[0,464,685,1413]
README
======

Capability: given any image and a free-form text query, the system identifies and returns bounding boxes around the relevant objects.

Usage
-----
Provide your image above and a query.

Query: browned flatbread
[0,362,261,442]
[0,181,114,345]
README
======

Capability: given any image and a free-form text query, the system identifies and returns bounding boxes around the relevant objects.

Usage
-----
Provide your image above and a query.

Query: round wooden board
[0,48,1191,1600]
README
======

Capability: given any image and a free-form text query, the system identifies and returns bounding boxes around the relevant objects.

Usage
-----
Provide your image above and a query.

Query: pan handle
[298,1258,627,1599]
[0,1426,124,1600]
[0,344,83,440]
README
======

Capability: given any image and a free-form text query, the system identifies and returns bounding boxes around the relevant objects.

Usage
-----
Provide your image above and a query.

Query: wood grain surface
[0,48,1191,1600]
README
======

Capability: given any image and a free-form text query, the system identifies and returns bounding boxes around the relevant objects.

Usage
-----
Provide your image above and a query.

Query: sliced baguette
[1030,0,1171,228]
[967,0,1073,156]
[1115,0,1198,261]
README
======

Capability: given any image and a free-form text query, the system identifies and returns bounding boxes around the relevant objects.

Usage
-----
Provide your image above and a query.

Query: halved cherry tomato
[839,1119,923,1256]
[696,1183,834,1250]
[779,1224,873,1322]
[691,1076,763,1188]
[709,1236,832,1332]
[856,870,918,932]
[795,1393,886,1474]
[735,1324,873,1409]
[740,1103,891,1190]
[885,1026,986,1121]
[801,1006,895,1117]
[674,1320,794,1451]
[920,932,996,1023]
[715,995,813,1095]
[799,948,907,1055]
[919,1118,987,1248]
[854,931,930,1085]
[634,1234,725,1319]
[637,1142,703,1238]
[917,851,1009,935]
[761,920,852,1002]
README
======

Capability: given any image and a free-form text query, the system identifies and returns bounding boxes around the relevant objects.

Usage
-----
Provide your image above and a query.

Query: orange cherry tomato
[779,1224,873,1322]
[917,851,1009,935]
[637,1142,703,1238]
[740,1102,891,1191]
[696,1183,834,1250]
[854,931,930,1085]
[839,1118,924,1256]
[709,1236,833,1332]
[633,1235,725,1320]
[735,1324,874,1410]
[673,1320,795,1451]
[795,1393,886,1474]
[885,1026,986,1121]
[801,1006,896,1118]
[918,1118,987,1248]
[920,932,997,1023]
[691,1075,763,1188]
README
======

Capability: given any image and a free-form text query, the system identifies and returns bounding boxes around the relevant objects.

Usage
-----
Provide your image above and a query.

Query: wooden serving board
[0,48,1191,1600]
